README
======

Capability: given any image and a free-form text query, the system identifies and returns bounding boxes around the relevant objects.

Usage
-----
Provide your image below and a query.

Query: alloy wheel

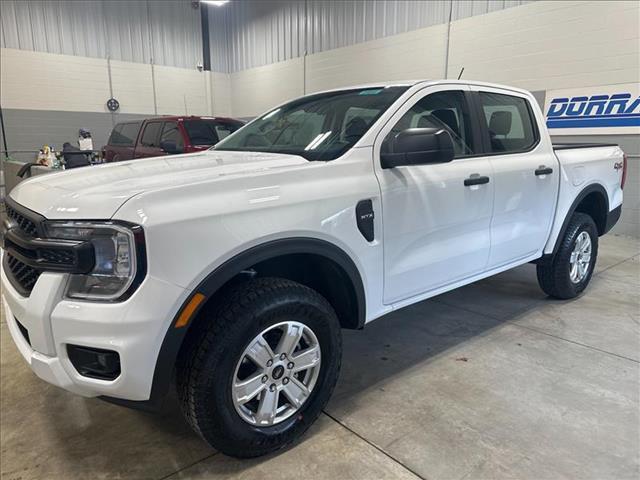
[232,321,321,426]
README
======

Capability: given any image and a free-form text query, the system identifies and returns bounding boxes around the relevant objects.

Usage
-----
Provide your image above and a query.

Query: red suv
[102,116,244,162]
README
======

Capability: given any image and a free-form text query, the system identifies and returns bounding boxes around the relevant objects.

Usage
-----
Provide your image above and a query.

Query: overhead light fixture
[201,0,229,6]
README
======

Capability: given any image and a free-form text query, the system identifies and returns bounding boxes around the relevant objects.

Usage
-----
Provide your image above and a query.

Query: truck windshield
[213,87,408,161]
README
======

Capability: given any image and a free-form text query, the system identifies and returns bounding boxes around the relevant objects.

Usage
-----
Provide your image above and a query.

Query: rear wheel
[537,212,598,299]
[177,277,342,458]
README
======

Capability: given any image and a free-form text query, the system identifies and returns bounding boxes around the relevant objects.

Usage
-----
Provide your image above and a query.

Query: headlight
[43,221,146,301]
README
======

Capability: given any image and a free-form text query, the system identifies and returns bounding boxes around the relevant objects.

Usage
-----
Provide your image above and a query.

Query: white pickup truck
[1,80,627,457]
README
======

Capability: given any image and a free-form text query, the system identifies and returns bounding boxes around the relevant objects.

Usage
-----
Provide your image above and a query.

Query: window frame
[471,90,541,157]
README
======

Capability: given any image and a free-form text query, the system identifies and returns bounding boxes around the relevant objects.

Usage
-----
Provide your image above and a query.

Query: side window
[140,122,162,147]
[119,122,142,146]
[479,92,537,153]
[160,122,184,149]
[108,124,123,145]
[383,90,474,157]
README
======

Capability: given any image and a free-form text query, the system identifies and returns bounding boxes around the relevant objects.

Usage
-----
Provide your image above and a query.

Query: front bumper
[1,250,187,401]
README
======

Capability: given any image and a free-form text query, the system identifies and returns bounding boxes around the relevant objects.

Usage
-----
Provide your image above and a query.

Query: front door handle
[464,175,490,187]
[535,166,553,176]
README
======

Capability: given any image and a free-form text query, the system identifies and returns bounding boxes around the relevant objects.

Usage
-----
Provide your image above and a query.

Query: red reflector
[621,153,627,190]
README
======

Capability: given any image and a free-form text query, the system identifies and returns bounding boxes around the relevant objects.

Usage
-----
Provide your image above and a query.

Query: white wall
[305,24,449,93]
[447,0,640,91]
[1,48,110,113]
[211,72,233,117]
[229,57,304,118]
[0,48,232,118]
[154,64,211,116]
[109,59,156,114]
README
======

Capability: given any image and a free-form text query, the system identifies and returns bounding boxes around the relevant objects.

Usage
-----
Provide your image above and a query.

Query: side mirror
[160,140,183,154]
[381,128,455,169]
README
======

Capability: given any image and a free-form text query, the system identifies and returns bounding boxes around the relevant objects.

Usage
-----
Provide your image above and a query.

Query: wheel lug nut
[287,362,294,369]
[266,360,273,367]
[261,375,268,383]
[270,384,276,392]
[283,377,289,385]
[280,353,286,360]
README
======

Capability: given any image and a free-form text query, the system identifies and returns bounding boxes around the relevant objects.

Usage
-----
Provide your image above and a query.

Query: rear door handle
[464,175,490,187]
[535,166,553,176]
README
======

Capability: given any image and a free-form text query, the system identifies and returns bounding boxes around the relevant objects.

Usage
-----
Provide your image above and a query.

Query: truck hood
[9,151,309,219]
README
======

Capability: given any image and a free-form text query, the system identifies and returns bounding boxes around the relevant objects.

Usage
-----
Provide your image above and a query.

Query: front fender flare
[102,237,365,410]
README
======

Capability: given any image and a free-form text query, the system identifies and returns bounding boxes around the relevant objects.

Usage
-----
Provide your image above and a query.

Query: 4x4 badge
[614,162,623,171]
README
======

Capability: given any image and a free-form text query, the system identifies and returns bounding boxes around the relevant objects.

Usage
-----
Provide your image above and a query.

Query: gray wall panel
[209,7,230,72]
[0,0,202,69]
[0,109,148,163]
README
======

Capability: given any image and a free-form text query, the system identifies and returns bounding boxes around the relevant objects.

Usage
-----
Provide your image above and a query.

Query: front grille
[5,204,38,237]
[5,253,41,294]
[39,249,76,265]
[3,199,93,296]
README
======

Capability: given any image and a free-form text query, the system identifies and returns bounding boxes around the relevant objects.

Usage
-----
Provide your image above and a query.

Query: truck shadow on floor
[330,263,548,405]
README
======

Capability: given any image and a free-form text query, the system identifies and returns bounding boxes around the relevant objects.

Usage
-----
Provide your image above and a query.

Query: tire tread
[536,212,598,299]
[176,277,341,458]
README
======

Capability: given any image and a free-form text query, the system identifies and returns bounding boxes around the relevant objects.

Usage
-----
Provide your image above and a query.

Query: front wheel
[537,212,598,299]
[177,277,342,458]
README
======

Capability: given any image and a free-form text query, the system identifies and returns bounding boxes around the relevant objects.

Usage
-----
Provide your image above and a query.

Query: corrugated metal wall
[218,0,532,73]
[0,0,202,69]
[1,0,532,72]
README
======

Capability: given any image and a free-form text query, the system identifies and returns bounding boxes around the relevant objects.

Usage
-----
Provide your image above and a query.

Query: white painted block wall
[305,24,449,94]
[229,57,304,118]
[1,49,110,113]
[109,59,155,114]
[0,48,230,118]
[447,0,640,91]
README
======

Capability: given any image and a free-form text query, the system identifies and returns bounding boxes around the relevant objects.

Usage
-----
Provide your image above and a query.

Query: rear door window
[140,122,162,147]
[114,122,142,146]
[160,122,184,149]
[108,124,123,145]
[478,92,538,154]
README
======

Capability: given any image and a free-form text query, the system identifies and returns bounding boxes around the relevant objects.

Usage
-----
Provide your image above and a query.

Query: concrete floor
[1,235,638,480]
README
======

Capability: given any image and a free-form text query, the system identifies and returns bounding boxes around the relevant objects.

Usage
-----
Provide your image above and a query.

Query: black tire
[537,212,598,299]
[176,277,342,458]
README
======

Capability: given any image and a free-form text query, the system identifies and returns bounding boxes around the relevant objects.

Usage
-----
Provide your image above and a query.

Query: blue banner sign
[544,84,640,134]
